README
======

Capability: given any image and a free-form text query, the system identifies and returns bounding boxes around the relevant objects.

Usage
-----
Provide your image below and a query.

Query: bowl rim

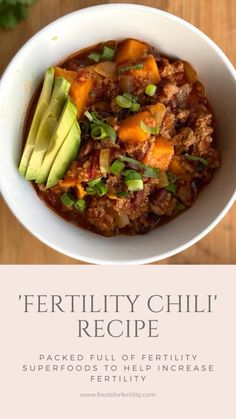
[0,3,236,265]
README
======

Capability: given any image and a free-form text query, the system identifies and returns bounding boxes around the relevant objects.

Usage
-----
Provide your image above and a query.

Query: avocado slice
[46,120,81,189]
[25,76,70,180]
[36,98,77,184]
[19,67,54,177]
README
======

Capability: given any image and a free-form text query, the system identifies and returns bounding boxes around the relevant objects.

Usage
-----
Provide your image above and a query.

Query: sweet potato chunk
[70,78,94,117]
[118,103,166,145]
[115,39,149,65]
[118,111,151,144]
[184,61,198,83]
[143,137,174,170]
[169,156,193,181]
[54,67,94,117]
[131,55,161,84]
[54,67,77,84]
[169,156,186,175]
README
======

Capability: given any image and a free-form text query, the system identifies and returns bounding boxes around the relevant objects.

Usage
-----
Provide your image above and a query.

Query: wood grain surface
[0,0,235,264]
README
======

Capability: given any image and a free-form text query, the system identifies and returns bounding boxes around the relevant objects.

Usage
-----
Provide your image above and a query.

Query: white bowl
[0,4,236,265]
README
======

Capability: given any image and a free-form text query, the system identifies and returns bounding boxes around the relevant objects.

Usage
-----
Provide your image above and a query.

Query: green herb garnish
[88,52,101,62]
[118,155,159,178]
[165,171,178,194]
[145,84,157,97]
[118,63,144,74]
[140,121,159,135]
[0,0,36,30]
[60,193,75,208]
[123,92,138,103]
[101,46,115,61]
[165,183,176,193]
[184,153,208,166]
[115,95,132,109]
[116,191,129,197]
[130,102,141,112]
[75,198,86,212]
[87,177,102,187]
[110,160,125,176]
[91,125,107,140]
[84,111,117,144]
[86,178,108,197]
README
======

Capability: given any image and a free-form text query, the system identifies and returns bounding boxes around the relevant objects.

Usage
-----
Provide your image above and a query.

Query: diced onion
[100,149,110,175]
[115,212,129,228]
[93,61,117,77]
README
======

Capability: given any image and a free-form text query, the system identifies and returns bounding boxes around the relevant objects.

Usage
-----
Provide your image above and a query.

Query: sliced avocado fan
[36,98,77,184]
[25,76,70,180]
[46,120,81,189]
[18,67,54,177]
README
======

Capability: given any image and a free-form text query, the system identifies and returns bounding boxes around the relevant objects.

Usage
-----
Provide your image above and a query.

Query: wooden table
[0,0,235,264]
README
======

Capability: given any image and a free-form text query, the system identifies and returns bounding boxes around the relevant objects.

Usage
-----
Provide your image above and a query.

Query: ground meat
[125,140,152,161]
[177,181,195,206]
[173,127,196,151]
[163,82,179,99]
[150,189,177,216]
[176,83,192,108]
[205,147,221,168]
[87,197,117,235]
[176,109,190,122]
[189,113,214,155]
[160,111,176,138]
[128,214,155,234]
[160,59,184,82]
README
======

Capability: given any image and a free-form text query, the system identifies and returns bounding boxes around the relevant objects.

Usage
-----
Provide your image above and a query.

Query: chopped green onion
[126,179,143,191]
[184,153,208,166]
[60,193,74,208]
[119,155,142,166]
[143,167,159,178]
[96,181,108,197]
[115,95,132,109]
[91,125,107,140]
[87,177,102,187]
[115,92,141,111]
[88,52,101,62]
[165,183,176,193]
[166,171,176,183]
[101,46,115,61]
[145,84,157,97]
[123,92,138,102]
[84,110,94,122]
[90,111,103,122]
[140,121,159,135]
[85,186,97,195]
[124,169,142,181]
[118,155,159,178]
[110,159,125,176]
[118,63,144,74]
[86,178,108,197]
[117,191,129,197]
[165,172,177,194]
[130,102,141,112]
[75,198,86,212]
[176,202,186,213]
[84,111,117,144]
[100,122,117,144]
